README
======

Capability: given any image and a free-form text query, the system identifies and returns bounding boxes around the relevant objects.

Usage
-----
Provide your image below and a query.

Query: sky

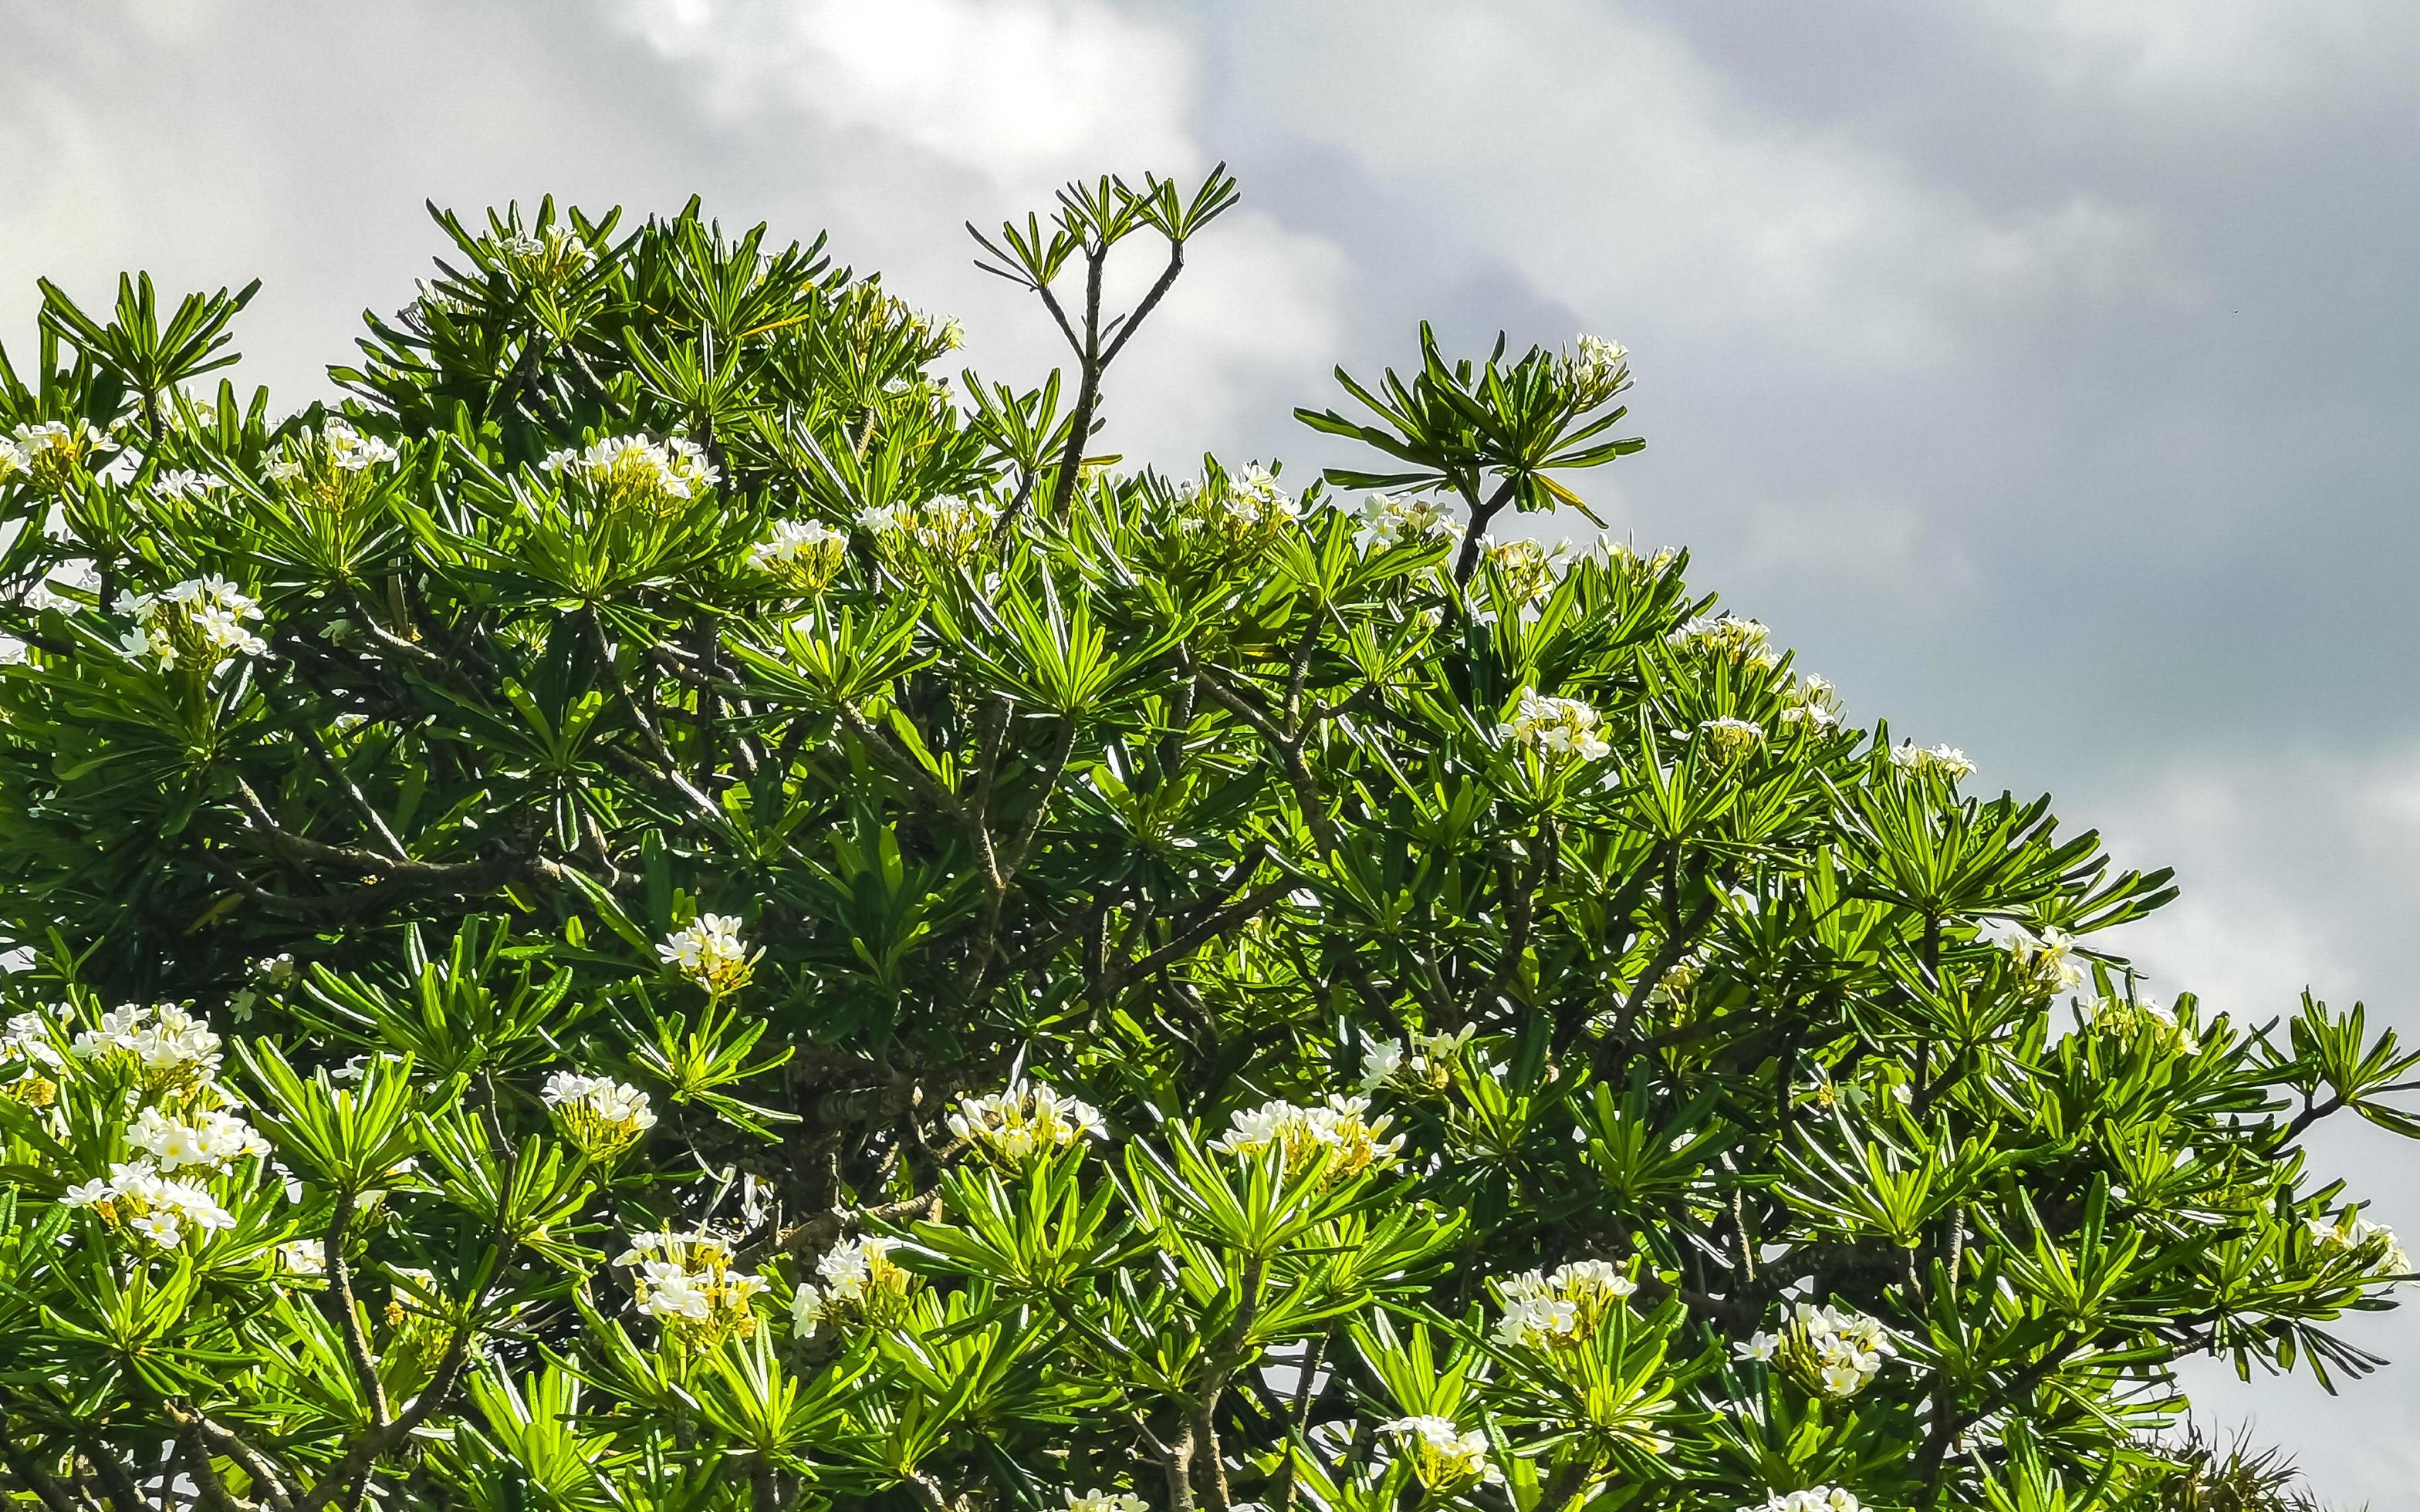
[5,0,2418,1498]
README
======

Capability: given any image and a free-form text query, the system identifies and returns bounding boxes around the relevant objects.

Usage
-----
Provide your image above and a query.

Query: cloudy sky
[6,0,2418,1496]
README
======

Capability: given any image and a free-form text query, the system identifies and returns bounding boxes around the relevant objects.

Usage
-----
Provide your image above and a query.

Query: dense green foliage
[0,170,2406,1512]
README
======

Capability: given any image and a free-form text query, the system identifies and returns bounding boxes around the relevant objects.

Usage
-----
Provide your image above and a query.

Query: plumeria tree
[0,170,2407,1512]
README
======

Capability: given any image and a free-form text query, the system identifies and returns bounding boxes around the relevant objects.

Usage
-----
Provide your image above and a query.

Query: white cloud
[614,0,1200,195]
[1230,0,2167,372]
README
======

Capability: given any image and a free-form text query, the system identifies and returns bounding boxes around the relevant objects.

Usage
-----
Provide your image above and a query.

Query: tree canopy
[0,169,2406,1512]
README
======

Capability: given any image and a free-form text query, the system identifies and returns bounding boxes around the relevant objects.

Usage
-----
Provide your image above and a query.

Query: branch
[1452,474,1523,584]
[1116,876,1297,988]
[230,779,497,886]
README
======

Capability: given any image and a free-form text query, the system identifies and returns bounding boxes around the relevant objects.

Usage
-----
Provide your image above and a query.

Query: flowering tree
[0,172,2405,1512]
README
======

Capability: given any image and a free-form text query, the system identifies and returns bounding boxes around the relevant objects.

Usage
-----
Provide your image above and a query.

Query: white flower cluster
[1777,673,1843,732]
[657,915,754,997]
[264,418,399,485]
[1888,742,1974,781]
[129,1104,270,1170]
[1777,1302,1898,1398]
[1555,334,1631,406]
[946,1079,1107,1166]
[542,1070,657,1160]
[1211,1095,1404,1179]
[64,1160,237,1249]
[150,468,223,501]
[617,1230,766,1346]
[1492,1258,1638,1349]
[115,576,268,672]
[275,1237,327,1277]
[856,494,999,566]
[42,1001,275,1252]
[1063,1492,1146,1512]
[1667,614,1778,670]
[1736,1487,1862,1512]
[2,1010,64,1105]
[542,434,719,513]
[751,518,849,592]
[1354,492,1455,552]
[1589,535,1678,583]
[71,1003,224,1094]
[2307,1210,2412,1281]
[1481,537,1569,605]
[1172,466,1299,552]
[495,227,594,285]
[1498,688,1611,762]
[1980,920,2084,999]
[1377,1415,1500,1488]
[1359,1024,1476,1093]
[2081,995,2199,1055]
[793,1233,915,1336]
[8,419,113,491]
[1699,716,1766,762]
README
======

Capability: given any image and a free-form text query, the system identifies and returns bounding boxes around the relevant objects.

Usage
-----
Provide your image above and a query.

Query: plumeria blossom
[1492,1259,1639,1348]
[150,468,219,501]
[128,1105,270,1172]
[275,1237,327,1277]
[495,226,594,286]
[1888,741,1974,781]
[1780,1302,1898,1398]
[1590,533,1677,582]
[1211,1095,1404,1179]
[1378,1415,1501,1488]
[1698,716,1766,762]
[752,518,849,592]
[1667,614,1777,669]
[1979,919,2084,999]
[1554,333,1631,406]
[1063,1493,1146,1512]
[1172,465,1298,551]
[947,1080,1107,1166]
[2307,1210,2412,1282]
[10,418,113,491]
[63,1159,238,1250]
[1734,1330,1781,1362]
[793,1233,915,1336]
[657,915,755,997]
[1359,1024,1476,1093]
[1778,673,1844,731]
[542,434,718,514]
[2,1009,63,1106]
[115,576,268,672]
[857,494,998,567]
[1737,1488,1863,1512]
[1480,536,1567,605]
[1498,688,1611,762]
[616,1230,765,1347]
[2082,994,2199,1055]
[0,435,28,485]
[71,1003,224,1095]
[542,1071,657,1160]
[1354,491,1455,552]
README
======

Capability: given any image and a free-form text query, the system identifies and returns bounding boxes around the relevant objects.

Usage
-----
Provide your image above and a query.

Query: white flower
[1065,1493,1147,1512]
[751,518,849,592]
[796,1233,914,1334]
[150,468,218,501]
[542,1070,657,1159]
[63,1178,113,1208]
[1734,1330,1781,1362]
[1737,1487,1863,1512]
[541,434,718,509]
[127,1105,269,1171]
[1360,1024,1476,1092]
[854,501,908,535]
[1498,688,1611,763]
[657,915,754,996]
[1667,614,1776,668]
[1354,492,1455,552]
[275,1237,327,1277]
[2308,1210,2412,1282]
[617,1229,763,1344]
[1888,742,1974,781]
[1980,920,2084,998]
[947,1080,1107,1166]
[1492,1258,1638,1348]
[114,576,268,672]
[1780,1303,1898,1399]
[0,437,28,484]
[10,419,113,489]
[1210,1095,1404,1178]
[1555,335,1631,404]
[1377,1415,1499,1487]
[1698,716,1766,761]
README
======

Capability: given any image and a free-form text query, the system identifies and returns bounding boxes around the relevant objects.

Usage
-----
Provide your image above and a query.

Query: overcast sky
[6,1,2418,1497]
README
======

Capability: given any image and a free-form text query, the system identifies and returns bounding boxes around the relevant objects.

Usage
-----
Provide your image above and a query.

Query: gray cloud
[4,0,2415,1497]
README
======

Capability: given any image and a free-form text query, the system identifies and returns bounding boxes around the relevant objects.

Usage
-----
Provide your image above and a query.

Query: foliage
[0,169,2401,1512]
